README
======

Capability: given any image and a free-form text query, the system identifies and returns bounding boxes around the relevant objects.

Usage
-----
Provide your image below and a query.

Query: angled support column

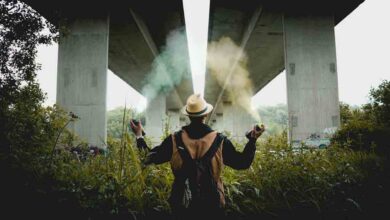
[57,15,109,148]
[209,101,224,132]
[283,14,340,145]
[145,95,166,144]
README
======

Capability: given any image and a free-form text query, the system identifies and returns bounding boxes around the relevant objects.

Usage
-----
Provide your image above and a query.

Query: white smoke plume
[207,37,261,121]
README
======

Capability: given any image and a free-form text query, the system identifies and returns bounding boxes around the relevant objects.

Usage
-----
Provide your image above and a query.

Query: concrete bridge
[23,0,363,147]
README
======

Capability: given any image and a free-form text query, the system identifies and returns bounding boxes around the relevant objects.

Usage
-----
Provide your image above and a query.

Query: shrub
[222,133,385,218]
[3,120,387,219]
[332,81,390,155]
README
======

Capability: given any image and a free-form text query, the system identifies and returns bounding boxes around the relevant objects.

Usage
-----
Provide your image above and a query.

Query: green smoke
[141,27,191,101]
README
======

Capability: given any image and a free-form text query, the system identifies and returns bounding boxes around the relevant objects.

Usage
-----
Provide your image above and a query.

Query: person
[130,94,265,220]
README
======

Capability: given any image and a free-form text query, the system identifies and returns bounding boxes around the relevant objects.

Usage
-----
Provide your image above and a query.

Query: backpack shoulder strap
[174,130,193,163]
[201,132,224,162]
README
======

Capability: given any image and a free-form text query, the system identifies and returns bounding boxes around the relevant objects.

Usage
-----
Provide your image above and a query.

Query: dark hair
[189,115,206,124]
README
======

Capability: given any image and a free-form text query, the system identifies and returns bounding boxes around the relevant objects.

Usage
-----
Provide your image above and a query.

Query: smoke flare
[207,37,261,122]
[141,28,190,101]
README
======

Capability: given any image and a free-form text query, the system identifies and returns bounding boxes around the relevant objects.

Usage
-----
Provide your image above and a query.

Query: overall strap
[174,130,193,164]
[175,131,224,163]
[201,133,223,162]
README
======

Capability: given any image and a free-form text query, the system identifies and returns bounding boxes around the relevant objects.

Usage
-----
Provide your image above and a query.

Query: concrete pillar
[145,95,166,143]
[56,15,109,148]
[223,102,256,141]
[209,102,224,132]
[180,115,189,127]
[283,14,340,145]
[167,109,181,132]
[222,102,234,136]
[211,113,224,132]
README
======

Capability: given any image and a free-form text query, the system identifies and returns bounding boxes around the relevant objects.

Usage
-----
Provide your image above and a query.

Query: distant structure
[23,0,364,147]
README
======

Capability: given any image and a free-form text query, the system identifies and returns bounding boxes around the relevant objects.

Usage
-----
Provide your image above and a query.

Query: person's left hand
[250,124,265,139]
[130,120,143,137]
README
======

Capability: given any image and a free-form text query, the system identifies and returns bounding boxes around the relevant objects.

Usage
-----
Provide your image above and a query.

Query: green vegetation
[107,107,144,139]
[0,0,57,152]
[2,116,387,219]
[332,80,390,154]
[1,1,389,219]
[3,79,390,218]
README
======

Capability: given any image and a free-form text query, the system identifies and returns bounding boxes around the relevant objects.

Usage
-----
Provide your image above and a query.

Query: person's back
[130,94,264,220]
[170,127,224,219]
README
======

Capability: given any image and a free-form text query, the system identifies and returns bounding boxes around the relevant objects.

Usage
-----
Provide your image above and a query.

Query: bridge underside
[23,0,363,146]
[204,0,362,142]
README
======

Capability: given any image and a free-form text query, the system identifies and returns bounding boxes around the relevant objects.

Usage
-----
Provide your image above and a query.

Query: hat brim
[181,103,213,117]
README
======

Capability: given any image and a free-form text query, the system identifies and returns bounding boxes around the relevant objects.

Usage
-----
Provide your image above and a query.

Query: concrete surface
[56,15,109,147]
[167,110,181,132]
[222,101,256,141]
[283,14,340,144]
[24,0,364,144]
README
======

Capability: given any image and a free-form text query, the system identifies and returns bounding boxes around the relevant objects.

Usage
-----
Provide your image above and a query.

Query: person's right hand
[130,120,143,137]
[250,124,265,139]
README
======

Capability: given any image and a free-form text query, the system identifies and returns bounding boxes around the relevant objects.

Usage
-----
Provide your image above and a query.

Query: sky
[36,0,389,111]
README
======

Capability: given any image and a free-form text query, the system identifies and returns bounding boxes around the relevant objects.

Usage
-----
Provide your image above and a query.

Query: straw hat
[181,94,213,117]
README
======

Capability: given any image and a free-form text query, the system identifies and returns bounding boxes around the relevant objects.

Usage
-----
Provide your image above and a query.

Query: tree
[0,0,58,151]
[332,80,390,154]
[107,107,145,139]
[364,80,390,127]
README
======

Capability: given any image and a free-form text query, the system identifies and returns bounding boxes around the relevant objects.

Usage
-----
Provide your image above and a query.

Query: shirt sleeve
[135,135,173,165]
[222,137,257,170]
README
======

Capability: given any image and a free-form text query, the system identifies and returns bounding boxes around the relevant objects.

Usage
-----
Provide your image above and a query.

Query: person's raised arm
[222,125,265,170]
[129,120,173,165]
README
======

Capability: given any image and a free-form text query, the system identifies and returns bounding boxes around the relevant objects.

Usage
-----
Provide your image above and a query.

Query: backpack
[169,130,224,211]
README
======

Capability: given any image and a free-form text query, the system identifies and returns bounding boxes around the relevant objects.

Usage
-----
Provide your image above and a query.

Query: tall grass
[28,130,382,219]
[2,107,387,219]
[223,133,382,218]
